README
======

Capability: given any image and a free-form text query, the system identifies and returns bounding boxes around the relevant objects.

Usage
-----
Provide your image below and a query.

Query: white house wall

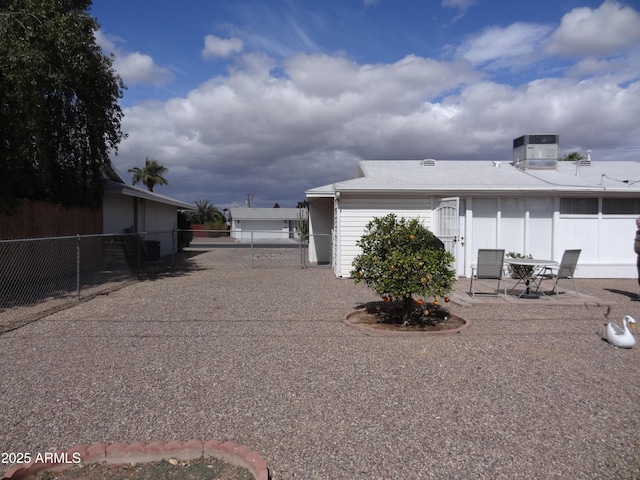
[323,191,638,279]
[141,200,177,256]
[555,215,636,277]
[336,196,432,277]
[526,198,554,258]
[467,196,637,278]
[102,194,134,234]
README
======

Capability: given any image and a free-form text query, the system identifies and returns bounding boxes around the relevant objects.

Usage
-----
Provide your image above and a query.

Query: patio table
[504,258,558,299]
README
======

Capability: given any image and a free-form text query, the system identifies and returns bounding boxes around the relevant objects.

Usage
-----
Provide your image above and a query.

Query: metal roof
[306,160,640,197]
[104,180,196,210]
[102,164,195,210]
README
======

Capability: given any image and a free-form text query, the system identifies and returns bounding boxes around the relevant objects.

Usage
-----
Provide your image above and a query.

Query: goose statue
[606,315,636,348]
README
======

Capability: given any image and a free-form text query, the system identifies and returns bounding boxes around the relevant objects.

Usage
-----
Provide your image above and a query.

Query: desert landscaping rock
[1,248,639,479]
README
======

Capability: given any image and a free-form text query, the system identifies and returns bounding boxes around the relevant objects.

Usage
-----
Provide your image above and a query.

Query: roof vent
[422,159,436,167]
[577,158,591,167]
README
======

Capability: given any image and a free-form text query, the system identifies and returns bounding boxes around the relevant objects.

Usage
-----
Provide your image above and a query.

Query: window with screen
[560,198,598,215]
[602,198,640,215]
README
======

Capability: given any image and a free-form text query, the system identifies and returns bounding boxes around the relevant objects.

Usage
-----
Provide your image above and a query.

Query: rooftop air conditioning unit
[513,134,559,170]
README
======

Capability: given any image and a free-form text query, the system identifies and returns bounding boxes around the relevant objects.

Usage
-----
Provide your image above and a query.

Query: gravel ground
[1,248,639,479]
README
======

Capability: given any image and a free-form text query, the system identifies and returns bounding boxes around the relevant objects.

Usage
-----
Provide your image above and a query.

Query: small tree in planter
[351,214,456,324]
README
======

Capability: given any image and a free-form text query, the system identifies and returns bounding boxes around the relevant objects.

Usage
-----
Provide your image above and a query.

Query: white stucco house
[230,208,307,241]
[102,166,195,257]
[306,135,640,279]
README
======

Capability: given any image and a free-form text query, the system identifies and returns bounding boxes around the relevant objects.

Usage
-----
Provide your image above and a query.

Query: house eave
[105,182,195,210]
[331,185,640,196]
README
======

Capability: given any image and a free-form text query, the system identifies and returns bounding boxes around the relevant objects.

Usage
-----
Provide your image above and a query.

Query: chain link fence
[1,230,331,334]
[0,232,176,334]
[184,230,331,269]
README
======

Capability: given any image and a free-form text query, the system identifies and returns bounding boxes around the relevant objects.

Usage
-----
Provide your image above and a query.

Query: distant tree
[273,202,280,208]
[0,0,126,212]
[560,151,585,162]
[188,199,224,224]
[297,200,309,208]
[128,157,168,192]
[176,210,193,251]
[296,209,308,241]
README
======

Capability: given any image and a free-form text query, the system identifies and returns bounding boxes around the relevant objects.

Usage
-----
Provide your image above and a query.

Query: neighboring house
[230,208,307,241]
[103,166,195,257]
[306,135,640,279]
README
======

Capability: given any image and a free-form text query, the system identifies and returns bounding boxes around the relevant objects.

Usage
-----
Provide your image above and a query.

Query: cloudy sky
[90,0,640,209]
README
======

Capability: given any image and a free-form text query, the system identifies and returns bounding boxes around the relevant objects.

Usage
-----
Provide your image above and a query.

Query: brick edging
[0,440,269,480]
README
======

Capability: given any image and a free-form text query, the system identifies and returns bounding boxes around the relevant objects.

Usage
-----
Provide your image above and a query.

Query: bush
[351,214,456,322]
[177,211,193,251]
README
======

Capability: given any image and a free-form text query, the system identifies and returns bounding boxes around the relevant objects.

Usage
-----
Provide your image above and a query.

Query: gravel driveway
[1,248,639,479]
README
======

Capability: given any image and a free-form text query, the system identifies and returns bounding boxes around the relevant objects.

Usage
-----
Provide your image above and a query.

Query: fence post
[251,231,254,269]
[76,234,81,301]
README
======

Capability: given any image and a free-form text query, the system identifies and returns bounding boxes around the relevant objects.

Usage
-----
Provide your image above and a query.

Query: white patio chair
[470,249,507,298]
[535,249,581,298]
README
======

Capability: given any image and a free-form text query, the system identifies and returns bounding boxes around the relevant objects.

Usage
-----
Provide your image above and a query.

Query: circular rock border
[0,440,269,480]
[343,310,470,337]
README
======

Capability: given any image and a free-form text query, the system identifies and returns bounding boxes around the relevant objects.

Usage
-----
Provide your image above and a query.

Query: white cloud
[95,29,173,87]
[94,29,118,53]
[442,0,475,10]
[114,52,173,87]
[566,50,640,83]
[201,35,244,59]
[112,49,640,207]
[457,22,553,67]
[546,1,640,57]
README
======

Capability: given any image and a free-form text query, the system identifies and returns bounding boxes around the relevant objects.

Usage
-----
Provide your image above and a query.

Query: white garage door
[241,220,286,239]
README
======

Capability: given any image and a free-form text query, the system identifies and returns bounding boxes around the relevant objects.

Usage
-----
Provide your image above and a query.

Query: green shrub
[177,211,193,251]
[351,214,456,321]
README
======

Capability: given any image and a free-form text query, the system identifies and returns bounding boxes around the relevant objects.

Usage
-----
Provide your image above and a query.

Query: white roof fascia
[305,184,336,198]
[105,182,196,210]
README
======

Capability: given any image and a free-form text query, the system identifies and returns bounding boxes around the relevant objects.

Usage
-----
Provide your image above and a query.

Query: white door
[435,197,462,275]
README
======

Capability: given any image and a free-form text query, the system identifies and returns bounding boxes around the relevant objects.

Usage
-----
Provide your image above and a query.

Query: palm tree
[560,151,585,162]
[189,199,225,224]
[128,157,169,192]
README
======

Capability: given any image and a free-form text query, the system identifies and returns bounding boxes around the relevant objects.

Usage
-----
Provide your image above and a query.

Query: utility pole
[245,193,253,207]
